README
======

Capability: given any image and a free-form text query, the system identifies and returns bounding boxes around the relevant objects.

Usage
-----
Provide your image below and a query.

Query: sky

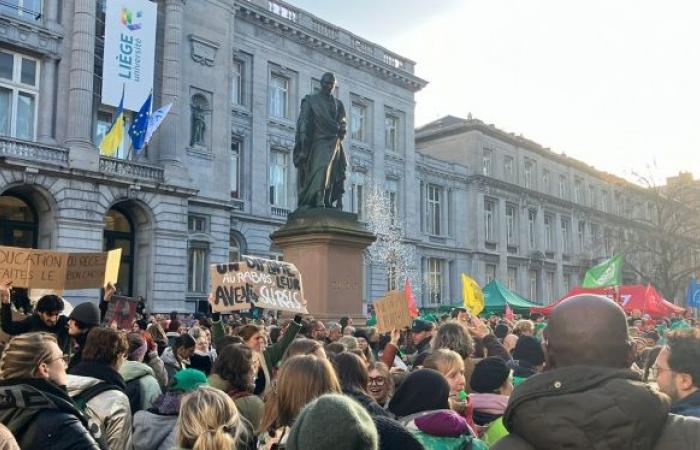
[290,0,700,184]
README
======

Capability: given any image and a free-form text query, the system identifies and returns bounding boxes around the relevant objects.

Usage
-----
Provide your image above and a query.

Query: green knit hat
[171,368,208,392]
[287,394,378,450]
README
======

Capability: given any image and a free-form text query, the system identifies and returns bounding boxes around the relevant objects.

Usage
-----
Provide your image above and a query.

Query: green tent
[483,279,540,315]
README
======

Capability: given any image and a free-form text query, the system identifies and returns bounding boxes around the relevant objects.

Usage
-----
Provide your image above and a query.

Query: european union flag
[128,93,152,154]
[686,277,700,308]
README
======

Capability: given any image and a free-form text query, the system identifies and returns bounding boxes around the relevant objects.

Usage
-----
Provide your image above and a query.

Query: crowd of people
[0,279,700,450]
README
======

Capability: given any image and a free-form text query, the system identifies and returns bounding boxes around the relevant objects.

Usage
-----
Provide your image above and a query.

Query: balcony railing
[271,206,290,217]
[0,135,69,166]
[99,156,164,183]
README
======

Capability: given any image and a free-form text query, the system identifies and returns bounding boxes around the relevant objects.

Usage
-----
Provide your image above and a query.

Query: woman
[282,338,326,362]
[469,357,513,446]
[0,332,101,449]
[175,386,246,450]
[423,349,467,399]
[120,332,162,413]
[162,334,196,381]
[432,321,476,389]
[333,352,391,417]
[366,361,393,407]
[388,369,487,450]
[147,322,169,356]
[189,327,214,375]
[259,355,341,449]
[509,336,545,386]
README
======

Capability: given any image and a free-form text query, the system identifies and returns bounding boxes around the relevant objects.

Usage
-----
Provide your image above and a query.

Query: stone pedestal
[271,208,375,320]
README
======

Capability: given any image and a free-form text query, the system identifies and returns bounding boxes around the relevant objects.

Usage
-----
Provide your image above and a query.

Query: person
[493,295,700,450]
[0,282,71,353]
[0,332,101,449]
[654,328,700,418]
[142,331,169,388]
[67,327,132,450]
[67,301,104,368]
[333,352,392,417]
[431,321,476,387]
[162,333,195,381]
[282,337,327,361]
[407,319,435,359]
[148,322,169,356]
[508,336,545,386]
[423,349,467,400]
[367,361,394,407]
[189,327,214,375]
[120,332,162,413]
[307,320,327,342]
[0,423,19,450]
[287,394,379,450]
[469,357,512,428]
[132,369,209,450]
[259,355,341,449]
[293,71,347,208]
[327,322,343,343]
[175,386,246,450]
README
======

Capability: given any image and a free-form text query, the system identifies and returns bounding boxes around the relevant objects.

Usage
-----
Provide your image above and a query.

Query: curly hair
[212,344,254,393]
[432,321,474,359]
[667,328,700,386]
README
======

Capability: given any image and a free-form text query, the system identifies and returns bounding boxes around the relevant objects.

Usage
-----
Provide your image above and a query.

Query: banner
[102,0,157,111]
[373,290,413,334]
[65,252,110,290]
[104,295,139,330]
[210,256,308,314]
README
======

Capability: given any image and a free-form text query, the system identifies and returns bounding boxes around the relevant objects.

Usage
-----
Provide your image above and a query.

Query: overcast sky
[291,0,700,184]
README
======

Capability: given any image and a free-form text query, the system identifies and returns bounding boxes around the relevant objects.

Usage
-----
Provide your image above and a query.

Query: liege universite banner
[102,0,157,111]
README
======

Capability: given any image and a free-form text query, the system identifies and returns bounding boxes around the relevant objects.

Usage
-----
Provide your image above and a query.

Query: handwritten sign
[374,290,413,334]
[104,295,138,330]
[104,249,122,288]
[65,252,109,290]
[210,256,308,314]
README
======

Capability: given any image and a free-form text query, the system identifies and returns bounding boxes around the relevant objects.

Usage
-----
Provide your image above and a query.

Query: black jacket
[0,303,71,352]
[0,378,101,450]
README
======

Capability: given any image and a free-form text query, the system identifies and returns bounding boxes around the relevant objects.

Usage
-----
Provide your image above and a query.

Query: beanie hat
[373,416,423,450]
[470,357,510,393]
[287,394,379,450]
[512,336,545,367]
[388,369,450,418]
[171,368,208,392]
[69,302,101,327]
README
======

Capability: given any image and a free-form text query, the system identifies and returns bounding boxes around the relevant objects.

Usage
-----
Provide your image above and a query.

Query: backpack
[73,382,118,412]
[125,375,146,414]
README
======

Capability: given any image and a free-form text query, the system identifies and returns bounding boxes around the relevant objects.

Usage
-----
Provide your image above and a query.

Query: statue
[190,96,207,146]
[293,72,348,209]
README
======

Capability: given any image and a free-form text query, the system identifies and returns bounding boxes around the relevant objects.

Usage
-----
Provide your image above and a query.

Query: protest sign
[24,250,69,290]
[65,252,109,290]
[210,256,308,314]
[104,249,122,287]
[104,295,139,330]
[374,290,413,334]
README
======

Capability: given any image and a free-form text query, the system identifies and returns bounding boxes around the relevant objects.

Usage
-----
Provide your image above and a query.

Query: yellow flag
[461,273,484,316]
[99,90,124,157]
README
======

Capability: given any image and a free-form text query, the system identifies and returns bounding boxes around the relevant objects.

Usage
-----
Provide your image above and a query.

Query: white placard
[102,0,157,111]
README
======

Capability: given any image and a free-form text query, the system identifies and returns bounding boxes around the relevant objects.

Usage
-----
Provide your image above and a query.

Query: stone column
[65,0,98,170]
[37,57,57,144]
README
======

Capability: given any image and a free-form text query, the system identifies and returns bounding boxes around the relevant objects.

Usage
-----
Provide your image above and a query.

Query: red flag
[504,303,514,321]
[405,278,419,318]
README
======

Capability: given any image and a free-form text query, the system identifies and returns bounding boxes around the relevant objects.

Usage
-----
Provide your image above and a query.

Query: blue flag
[687,277,700,308]
[128,93,152,153]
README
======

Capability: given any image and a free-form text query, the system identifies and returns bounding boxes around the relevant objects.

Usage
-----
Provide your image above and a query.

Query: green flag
[582,255,623,288]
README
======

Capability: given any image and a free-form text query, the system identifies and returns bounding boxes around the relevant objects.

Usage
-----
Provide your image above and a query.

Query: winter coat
[0,303,71,352]
[492,365,700,450]
[0,378,101,450]
[119,360,162,412]
[145,349,169,388]
[132,409,178,450]
[229,390,265,434]
[398,409,488,450]
[67,362,132,450]
[161,346,190,381]
[343,388,394,418]
[671,389,700,419]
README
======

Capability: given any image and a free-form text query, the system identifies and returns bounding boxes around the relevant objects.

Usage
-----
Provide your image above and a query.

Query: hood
[401,409,470,437]
[133,409,178,450]
[66,374,103,397]
[120,360,155,382]
[503,366,670,450]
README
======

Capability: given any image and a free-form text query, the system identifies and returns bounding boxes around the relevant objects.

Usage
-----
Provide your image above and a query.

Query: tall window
[506,204,517,246]
[588,185,596,208]
[232,59,244,106]
[574,179,583,203]
[507,267,517,291]
[230,140,241,198]
[0,50,39,140]
[529,269,538,300]
[269,150,288,207]
[484,198,496,242]
[559,175,567,199]
[387,264,397,291]
[427,258,443,304]
[577,221,586,250]
[564,273,573,292]
[546,271,556,303]
[350,103,366,141]
[385,179,399,222]
[269,74,289,119]
[544,214,554,250]
[524,160,535,189]
[0,0,41,19]
[590,223,600,246]
[188,246,207,293]
[542,169,550,193]
[601,190,609,212]
[485,264,497,284]
[504,156,514,181]
[528,209,537,249]
[482,149,493,176]
[229,234,242,263]
[351,172,365,219]
[426,184,442,235]
[385,114,398,152]
[561,217,571,254]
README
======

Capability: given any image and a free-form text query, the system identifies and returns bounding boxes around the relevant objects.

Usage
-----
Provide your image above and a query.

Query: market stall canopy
[483,279,540,315]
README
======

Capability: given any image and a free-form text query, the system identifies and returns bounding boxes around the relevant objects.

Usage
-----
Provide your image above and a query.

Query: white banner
[102,0,157,111]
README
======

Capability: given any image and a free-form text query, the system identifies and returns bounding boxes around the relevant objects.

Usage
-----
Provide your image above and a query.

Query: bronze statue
[293,72,348,209]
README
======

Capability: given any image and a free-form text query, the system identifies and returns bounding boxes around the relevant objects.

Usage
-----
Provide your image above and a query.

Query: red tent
[531,284,685,318]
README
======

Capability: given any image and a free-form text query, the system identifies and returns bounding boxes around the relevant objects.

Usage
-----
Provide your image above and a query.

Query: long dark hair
[213,344,254,393]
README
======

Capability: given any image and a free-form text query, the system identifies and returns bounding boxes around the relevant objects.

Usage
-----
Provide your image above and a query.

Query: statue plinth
[271,208,375,320]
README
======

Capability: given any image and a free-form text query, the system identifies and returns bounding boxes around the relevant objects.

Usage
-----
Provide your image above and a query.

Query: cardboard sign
[104,295,138,330]
[10,248,69,289]
[210,256,308,314]
[65,252,109,290]
[374,290,413,334]
[104,249,122,288]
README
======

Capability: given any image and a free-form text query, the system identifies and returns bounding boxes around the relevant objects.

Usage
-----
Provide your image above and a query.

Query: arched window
[104,208,134,295]
[229,231,247,263]
[0,194,37,247]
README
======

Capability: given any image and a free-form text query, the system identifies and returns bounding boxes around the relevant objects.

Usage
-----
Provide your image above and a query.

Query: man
[654,328,700,418]
[293,72,347,209]
[493,295,700,450]
[407,319,434,356]
[308,320,327,342]
[327,322,342,343]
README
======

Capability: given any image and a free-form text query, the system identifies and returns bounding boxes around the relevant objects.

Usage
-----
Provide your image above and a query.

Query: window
[574,179,583,203]
[561,217,571,254]
[229,233,242,263]
[0,0,41,19]
[504,156,514,181]
[528,209,537,249]
[483,149,493,176]
[507,267,518,291]
[577,221,586,250]
[544,214,554,250]
[601,190,609,212]
[269,150,288,207]
[542,169,550,193]
[485,264,497,284]
[269,74,289,119]
[427,258,443,304]
[268,0,297,21]
[0,50,39,140]
[529,269,538,300]
[590,223,600,246]
[506,204,517,246]
[564,273,573,292]
[484,198,496,242]
[188,215,207,233]
[385,179,399,222]
[385,114,398,152]
[387,264,397,291]
[559,175,567,199]
[188,246,207,293]
[426,184,442,235]
[351,172,365,219]
[230,140,241,198]
[232,59,244,106]
[350,103,366,141]
[546,271,556,303]
[588,185,596,208]
[524,160,535,189]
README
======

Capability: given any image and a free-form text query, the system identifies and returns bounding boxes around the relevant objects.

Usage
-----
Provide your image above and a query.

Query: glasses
[650,366,673,379]
[45,354,70,365]
[368,377,386,386]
